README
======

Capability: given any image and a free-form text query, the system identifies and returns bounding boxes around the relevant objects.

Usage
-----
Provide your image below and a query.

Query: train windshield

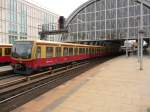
[12,41,33,59]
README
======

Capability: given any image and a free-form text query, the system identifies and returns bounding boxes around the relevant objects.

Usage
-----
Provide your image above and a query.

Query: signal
[58,16,65,30]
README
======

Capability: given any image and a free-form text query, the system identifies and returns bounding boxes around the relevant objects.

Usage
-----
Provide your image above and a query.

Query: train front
[11,41,35,74]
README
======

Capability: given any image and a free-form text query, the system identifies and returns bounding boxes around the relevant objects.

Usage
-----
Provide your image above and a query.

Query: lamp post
[139,2,144,70]
[139,29,144,70]
[135,16,140,62]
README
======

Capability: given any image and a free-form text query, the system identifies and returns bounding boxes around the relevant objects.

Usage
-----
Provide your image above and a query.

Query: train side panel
[11,40,120,74]
[0,45,12,63]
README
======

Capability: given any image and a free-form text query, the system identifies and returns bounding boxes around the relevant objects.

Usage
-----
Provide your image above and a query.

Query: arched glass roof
[62,0,150,42]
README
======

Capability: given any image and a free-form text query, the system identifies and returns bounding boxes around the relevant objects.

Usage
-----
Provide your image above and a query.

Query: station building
[62,0,150,42]
[0,0,59,44]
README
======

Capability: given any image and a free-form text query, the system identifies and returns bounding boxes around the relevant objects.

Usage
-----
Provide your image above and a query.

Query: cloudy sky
[26,0,88,17]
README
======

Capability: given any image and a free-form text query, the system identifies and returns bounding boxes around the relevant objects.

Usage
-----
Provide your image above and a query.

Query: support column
[126,0,130,57]
[104,0,106,40]
[139,2,144,70]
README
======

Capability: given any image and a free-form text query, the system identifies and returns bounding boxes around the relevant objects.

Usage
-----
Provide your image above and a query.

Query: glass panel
[69,48,73,56]
[12,41,33,59]
[5,48,11,55]
[63,48,68,56]
[79,48,82,54]
[0,48,2,56]
[55,47,61,57]
[36,47,41,59]
[86,48,89,54]
[74,48,78,55]
[46,47,53,58]
[96,0,101,11]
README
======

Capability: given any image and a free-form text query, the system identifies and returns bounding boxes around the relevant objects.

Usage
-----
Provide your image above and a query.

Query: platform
[12,56,150,112]
[0,65,12,73]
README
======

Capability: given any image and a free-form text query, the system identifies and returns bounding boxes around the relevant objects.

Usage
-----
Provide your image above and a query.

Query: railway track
[0,62,87,89]
[0,56,115,112]
[0,75,26,89]
[0,74,15,80]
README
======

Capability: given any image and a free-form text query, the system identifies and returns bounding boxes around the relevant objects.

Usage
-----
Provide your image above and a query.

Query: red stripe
[0,56,11,63]
[11,53,109,69]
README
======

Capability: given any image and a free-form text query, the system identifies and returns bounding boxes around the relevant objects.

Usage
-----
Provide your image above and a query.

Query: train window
[80,48,84,54]
[86,48,89,54]
[90,48,93,54]
[46,47,53,58]
[36,47,41,58]
[93,48,95,54]
[90,48,92,54]
[103,47,105,52]
[74,48,78,55]
[98,48,101,53]
[102,47,104,52]
[89,48,91,54]
[63,47,68,56]
[5,48,11,55]
[97,48,99,53]
[0,48,2,56]
[83,48,85,54]
[55,47,61,57]
[99,48,100,52]
[69,48,73,56]
[79,48,82,54]
[101,47,103,52]
[96,48,98,54]
[92,48,94,54]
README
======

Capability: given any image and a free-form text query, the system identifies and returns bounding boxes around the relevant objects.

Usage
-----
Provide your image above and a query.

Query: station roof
[66,0,150,26]
[66,0,97,26]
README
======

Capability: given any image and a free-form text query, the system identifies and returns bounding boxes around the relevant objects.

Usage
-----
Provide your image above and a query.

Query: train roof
[0,44,12,47]
[15,40,102,47]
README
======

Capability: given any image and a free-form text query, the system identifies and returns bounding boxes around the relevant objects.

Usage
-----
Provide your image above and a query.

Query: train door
[36,46,41,67]
[55,47,62,63]
[46,46,54,65]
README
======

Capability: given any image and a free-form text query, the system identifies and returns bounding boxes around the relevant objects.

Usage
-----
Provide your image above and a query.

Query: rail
[0,62,88,89]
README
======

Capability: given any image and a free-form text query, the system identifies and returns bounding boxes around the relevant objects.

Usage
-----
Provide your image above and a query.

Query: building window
[9,36,17,44]
[20,3,27,35]
[8,0,17,33]
[20,36,27,40]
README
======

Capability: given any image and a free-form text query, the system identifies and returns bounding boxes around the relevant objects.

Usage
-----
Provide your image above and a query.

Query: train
[11,40,120,74]
[0,44,12,64]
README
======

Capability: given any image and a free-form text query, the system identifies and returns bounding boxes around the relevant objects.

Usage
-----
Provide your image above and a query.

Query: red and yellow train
[0,44,12,64]
[11,40,119,74]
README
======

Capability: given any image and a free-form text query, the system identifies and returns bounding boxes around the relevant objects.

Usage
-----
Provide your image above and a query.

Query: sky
[26,0,88,18]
